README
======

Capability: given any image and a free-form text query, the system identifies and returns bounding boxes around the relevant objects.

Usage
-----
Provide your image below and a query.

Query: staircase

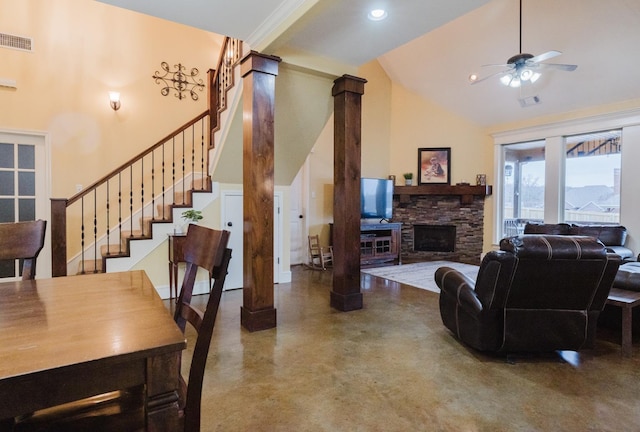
[51,37,242,277]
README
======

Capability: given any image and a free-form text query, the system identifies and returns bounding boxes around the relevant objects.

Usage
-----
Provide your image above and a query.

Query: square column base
[241,306,277,332]
[330,291,363,312]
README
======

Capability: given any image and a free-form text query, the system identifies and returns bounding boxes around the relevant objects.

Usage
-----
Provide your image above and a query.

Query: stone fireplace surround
[392,190,487,265]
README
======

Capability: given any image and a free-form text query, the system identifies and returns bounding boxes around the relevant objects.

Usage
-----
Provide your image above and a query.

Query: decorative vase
[405,179,413,186]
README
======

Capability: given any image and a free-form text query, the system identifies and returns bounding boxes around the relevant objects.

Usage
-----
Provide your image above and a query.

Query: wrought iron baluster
[151,151,155,221]
[130,165,133,238]
[172,137,176,205]
[162,142,166,219]
[106,180,110,256]
[141,158,145,236]
[93,189,98,273]
[118,172,122,254]
[201,120,205,190]
[182,131,186,203]
[191,124,195,190]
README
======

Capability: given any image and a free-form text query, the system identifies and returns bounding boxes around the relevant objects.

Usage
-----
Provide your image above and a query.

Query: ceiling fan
[470,0,577,88]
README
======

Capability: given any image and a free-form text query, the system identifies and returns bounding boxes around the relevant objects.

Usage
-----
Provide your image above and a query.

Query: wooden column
[239,51,281,331]
[331,74,367,311]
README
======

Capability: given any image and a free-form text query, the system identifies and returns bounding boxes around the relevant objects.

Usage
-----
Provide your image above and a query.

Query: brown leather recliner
[435,235,621,353]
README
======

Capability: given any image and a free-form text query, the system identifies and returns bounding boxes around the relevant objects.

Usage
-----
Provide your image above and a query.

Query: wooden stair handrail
[67,110,209,207]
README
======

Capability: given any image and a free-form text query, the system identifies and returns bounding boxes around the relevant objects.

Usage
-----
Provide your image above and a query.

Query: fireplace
[392,193,487,265]
[413,224,456,252]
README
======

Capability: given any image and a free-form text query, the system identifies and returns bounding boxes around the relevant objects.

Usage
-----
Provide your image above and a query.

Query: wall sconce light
[109,92,121,111]
[224,48,234,66]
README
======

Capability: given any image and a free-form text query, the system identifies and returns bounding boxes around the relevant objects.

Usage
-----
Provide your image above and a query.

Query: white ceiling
[97,0,640,128]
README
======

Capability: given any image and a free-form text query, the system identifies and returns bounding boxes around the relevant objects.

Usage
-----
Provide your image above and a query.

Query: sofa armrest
[435,267,483,316]
[605,245,633,260]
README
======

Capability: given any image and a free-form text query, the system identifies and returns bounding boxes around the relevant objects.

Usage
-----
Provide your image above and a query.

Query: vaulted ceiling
[98,0,640,128]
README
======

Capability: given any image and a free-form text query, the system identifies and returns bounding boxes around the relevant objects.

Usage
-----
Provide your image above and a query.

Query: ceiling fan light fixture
[500,74,521,87]
[518,68,541,83]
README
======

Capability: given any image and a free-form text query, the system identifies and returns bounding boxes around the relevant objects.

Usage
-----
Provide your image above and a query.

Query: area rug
[361,261,479,293]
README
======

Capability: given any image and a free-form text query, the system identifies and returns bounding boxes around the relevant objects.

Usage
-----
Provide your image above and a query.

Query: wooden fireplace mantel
[394,184,492,205]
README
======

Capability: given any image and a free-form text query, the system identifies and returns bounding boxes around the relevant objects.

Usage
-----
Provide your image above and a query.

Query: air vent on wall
[0,32,33,52]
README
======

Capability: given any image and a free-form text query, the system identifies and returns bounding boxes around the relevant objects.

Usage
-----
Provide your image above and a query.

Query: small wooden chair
[13,224,232,432]
[308,234,333,270]
[0,219,47,280]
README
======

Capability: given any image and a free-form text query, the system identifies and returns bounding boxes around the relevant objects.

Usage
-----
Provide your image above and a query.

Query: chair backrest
[475,234,620,351]
[0,219,47,280]
[308,235,321,255]
[173,223,231,432]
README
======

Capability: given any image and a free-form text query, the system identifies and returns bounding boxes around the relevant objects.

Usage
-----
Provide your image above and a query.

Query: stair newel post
[207,68,217,148]
[51,198,68,277]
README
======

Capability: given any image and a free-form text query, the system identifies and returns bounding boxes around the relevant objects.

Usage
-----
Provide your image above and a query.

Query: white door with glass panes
[0,131,50,279]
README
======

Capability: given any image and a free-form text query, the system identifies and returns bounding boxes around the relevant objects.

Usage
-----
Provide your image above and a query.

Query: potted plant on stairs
[403,172,413,186]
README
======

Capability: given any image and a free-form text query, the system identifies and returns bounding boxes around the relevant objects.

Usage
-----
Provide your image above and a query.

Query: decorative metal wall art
[152,62,205,101]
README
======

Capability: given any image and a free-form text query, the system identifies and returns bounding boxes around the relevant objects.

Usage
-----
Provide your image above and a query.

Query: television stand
[360,223,401,267]
[329,222,402,267]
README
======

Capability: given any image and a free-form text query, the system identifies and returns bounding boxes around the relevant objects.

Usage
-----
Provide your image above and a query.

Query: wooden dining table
[0,270,186,431]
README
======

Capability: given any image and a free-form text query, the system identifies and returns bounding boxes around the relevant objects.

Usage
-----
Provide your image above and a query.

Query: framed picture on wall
[418,147,451,185]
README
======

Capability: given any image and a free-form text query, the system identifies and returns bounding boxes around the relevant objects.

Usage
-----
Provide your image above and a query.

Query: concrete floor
[178,266,640,432]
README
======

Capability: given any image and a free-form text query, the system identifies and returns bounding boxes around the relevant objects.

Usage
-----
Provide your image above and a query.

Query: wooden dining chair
[173,224,231,432]
[0,220,47,280]
[12,224,232,432]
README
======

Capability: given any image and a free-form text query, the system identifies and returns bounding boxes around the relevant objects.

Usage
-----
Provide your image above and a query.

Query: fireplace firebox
[413,224,456,252]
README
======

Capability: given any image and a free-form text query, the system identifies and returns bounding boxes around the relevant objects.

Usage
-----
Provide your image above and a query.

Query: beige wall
[388,82,494,250]
[0,0,222,198]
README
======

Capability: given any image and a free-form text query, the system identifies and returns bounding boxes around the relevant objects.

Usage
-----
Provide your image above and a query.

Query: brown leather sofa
[523,222,633,260]
[435,235,621,353]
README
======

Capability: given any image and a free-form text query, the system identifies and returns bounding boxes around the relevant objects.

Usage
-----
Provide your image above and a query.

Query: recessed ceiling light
[368,9,387,21]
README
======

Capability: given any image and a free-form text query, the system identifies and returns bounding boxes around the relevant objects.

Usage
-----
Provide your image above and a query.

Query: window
[501,140,545,237]
[564,130,621,224]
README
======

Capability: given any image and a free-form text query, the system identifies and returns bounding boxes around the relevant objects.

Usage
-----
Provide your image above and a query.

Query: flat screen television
[360,178,393,221]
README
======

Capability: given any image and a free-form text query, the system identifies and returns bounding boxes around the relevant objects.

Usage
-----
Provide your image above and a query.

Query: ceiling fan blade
[538,63,578,71]
[527,50,562,64]
[481,63,512,68]
[470,69,511,85]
